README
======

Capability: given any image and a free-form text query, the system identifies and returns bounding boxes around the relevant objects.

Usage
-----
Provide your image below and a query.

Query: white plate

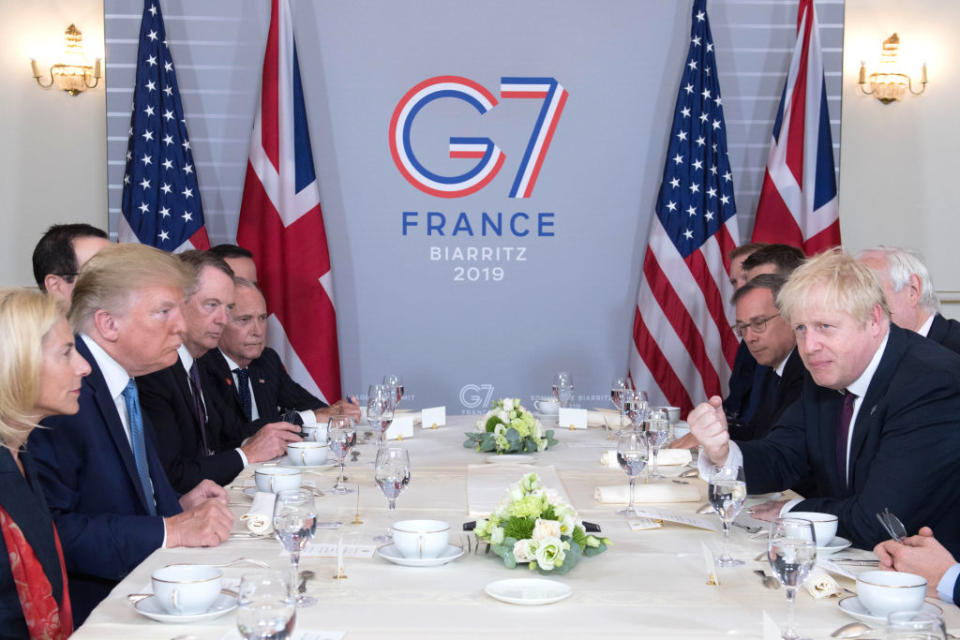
[376,543,464,567]
[274,456,337,471]
[838,596,942,626]
[134,591,237,623]
[817,535,852,555]
[484,454,536,464]
[484,578,572,606]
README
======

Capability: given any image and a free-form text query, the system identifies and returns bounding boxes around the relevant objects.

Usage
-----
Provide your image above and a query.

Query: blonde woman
[0,289,90,639]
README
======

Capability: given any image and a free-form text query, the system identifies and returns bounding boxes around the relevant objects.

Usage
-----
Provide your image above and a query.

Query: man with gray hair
[27,244,234,625]
[688,250,960,555]
[857,246,960,354]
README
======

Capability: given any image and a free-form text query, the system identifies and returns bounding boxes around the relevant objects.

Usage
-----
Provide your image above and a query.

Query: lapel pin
[225,377,232,386]
[258,378,265,384]
[870,404,878,415]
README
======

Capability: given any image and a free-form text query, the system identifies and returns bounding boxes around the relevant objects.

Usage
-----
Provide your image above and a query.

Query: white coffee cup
[789,511,838,547]
[659,406,681,424]
[391,520,450,559]
[151,565,222,615]
[286,441,330,466]
[856,570,927,618]
[254,466,302,493]
[533,398,560,415]
[301,423,328,443]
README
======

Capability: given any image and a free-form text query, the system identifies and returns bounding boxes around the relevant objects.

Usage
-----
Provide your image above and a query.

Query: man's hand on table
[165,496,234,548]
[874,526,955,598]
[317,397,361,421]
[179,479,229,510]
[241,421,302,463]
[687,396,730,466]
[748,499,788,522]
[669,433,698,449]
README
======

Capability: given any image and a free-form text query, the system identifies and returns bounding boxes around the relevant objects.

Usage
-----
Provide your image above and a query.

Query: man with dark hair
[32,223,110,308]
[210,243,257,284]
[741,243,806,281]
[727,242,767,290]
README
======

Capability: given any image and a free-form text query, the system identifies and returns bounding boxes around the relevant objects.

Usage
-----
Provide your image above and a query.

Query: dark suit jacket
[27,337,182,626]
[723,341,759,421]
[929,313,960,356]
[730,348,804,442]
[0,448,66,639]
[200,347,326,439]
[738,325,960,555]
[137,356,244,493]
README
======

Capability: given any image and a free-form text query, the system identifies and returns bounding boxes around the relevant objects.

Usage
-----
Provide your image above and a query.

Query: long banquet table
[73,415,960,639]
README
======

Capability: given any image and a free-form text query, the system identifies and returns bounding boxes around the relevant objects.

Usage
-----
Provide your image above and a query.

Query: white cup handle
[418,534,424,559]
[171,588,180,613]
[534,400,542,412]
[270,477,275,493]
[300,451,307,466]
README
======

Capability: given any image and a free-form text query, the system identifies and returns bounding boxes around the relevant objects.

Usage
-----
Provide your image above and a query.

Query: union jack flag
[119,0,209,251]
[750,0,840,253]
[237,0,341,403]
[628,0,740,414]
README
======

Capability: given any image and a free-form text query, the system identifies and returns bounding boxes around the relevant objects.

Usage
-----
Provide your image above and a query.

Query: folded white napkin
[241,491,276,535]
[803,566,840,599]
[600,449,692,468]
[594,482,700,504]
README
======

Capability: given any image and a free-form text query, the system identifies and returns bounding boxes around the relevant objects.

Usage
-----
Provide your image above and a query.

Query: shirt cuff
[937,564,960,604]
[236,447,249,467]
[298,410,317,427]
[779,499,804,516]
[161,519,168,548]
[697,441,743,480]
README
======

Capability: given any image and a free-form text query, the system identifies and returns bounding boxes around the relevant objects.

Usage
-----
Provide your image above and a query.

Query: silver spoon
[830,621,872,638]
[298,569,315,594]
[752,569,780,589]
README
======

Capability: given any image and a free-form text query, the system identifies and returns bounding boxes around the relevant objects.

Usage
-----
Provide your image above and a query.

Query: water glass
[273,489,318,607]
[375,446,411,511]
[328,415,356,495]
[610,377,630,437]
[616,430,648,516]
[623,389,649,427]
[552,371,575,407]
[886,610,946,639]
[708,465,747,567]
[383,373,404,408]
[367,383,395,447]
[768,517,817,640]
[645,408,671,479]
[236,571,296,640]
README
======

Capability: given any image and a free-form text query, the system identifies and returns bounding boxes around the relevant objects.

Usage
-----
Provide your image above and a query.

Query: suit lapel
[928,314,947,344]
[205,349,244,415]
[248,359,273,419]
[815,384,845,494]
[172,359,203,430]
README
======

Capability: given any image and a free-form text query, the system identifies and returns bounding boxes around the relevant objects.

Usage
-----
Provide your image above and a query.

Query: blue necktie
[121,379,157,516]
[234,368,252,421]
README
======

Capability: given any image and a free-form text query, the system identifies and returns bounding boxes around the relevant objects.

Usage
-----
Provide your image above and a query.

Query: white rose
[534,536,565,571]
[532,518,563,541]
[502,398,515,412]
[498,410,509,422]
[490,526,505,545]
[560,514,577,536]
[544,488,562,505]
[512,539,533,563]
[509,487,524,502]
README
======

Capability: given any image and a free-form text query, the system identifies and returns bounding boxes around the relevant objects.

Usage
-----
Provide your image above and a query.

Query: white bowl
[391,520,450,559]
[789,511,838,547]
[285,441,330,466]
[534,398,560,415]
[254,467,302,493]
[151,565,222,615]
[856,570,927,618]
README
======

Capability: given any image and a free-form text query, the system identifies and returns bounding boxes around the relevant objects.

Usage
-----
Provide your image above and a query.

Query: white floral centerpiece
[473,472,610,574]
[463,398,558,454]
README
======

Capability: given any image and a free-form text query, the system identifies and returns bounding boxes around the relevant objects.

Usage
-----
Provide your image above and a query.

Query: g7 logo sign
[389,76,568,199]
[459,383,496,410]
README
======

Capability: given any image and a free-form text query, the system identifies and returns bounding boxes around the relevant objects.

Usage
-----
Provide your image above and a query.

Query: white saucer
[485,454,536,464]
[817,535,852,555]
[274,455,337,471]
[134,591,237,623]
[838,596,941,626]
[484,578,572,606]
[376,543,464,567]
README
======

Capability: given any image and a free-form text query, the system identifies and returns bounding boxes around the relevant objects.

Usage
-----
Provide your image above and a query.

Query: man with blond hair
[857,245,960,354]
[27,244,234,625]
[689,250,960,554]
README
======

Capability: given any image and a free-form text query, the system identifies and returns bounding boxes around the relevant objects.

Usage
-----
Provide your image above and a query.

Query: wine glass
[616,430,648,516]
[645,408,672,479]
[886,611,947,639]
[272,489,318,607]
[768,517,817,640]
[708,465,747,567]
[552,371,574,407]
[383,373,404,408]
[610,377,630,437]
[328,415,356,495]
[367,383,395,447]
[375,446,410,511]
[236,571,296,640]
[623,390,649,427]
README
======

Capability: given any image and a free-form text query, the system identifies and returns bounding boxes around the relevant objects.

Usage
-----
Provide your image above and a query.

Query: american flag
[119,0,210,251]
[236,0,342,403]
[628,0,740,414]
[750,0,839,254]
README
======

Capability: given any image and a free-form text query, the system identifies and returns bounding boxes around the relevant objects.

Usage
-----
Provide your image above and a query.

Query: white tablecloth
[72,416,960,639]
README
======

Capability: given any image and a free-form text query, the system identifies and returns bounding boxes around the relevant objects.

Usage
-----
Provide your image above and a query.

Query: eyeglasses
[732,313,780,339]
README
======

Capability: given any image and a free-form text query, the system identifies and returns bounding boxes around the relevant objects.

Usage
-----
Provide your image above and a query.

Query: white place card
[628,518,663,531]
[302,542,377,558]
[385,415,415,440]
[632,506,720,532]
[420,406,446,429]
[701,542,720,586]
[558,407,588,430]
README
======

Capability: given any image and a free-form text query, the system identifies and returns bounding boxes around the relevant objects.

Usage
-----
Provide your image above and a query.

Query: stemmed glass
[708,465,747,567]
[768,517,817,640]
[645,408,672,479]
[552,371,575,408]
[272,489,318,607]
[236,571,296,639]
[610,377,630,437]
[328,415,356,495]
[383,374,404,409]
[616,430,648,516]
[367,384,395,447]
[623,390,649,427]
[375,447,410,511]
[886,611,947,639]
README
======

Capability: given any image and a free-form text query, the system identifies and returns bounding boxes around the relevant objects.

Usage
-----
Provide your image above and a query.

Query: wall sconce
[858,34,927,104]
[30,24,102,96]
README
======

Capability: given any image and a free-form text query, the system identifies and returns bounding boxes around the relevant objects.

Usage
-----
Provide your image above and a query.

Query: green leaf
[504,428,520,449]
[502,517,535,541]
[485,416,502,433]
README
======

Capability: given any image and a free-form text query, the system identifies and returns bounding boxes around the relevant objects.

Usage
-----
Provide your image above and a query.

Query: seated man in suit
[727,242,767,290]
[138,252,301,493]
[32,223,110,310]
[857,246,960,355]
[27,244,234,624]
[201,278,360,434]
[210,243,258,285]
[689,251,960,555]
[739,243,805,282]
